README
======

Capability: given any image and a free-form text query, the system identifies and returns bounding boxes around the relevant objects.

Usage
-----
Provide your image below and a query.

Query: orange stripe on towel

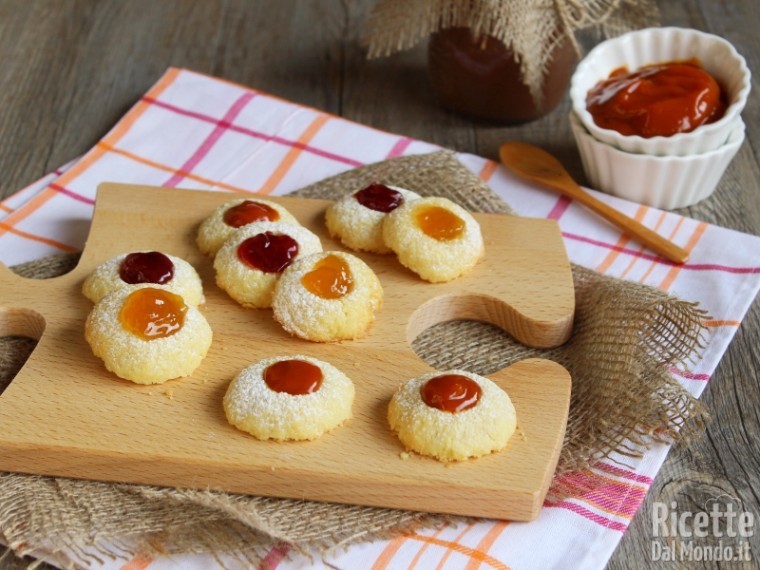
[620,210,667,279]
[96,143,251,193]
[638,216,686,284]
[0,69,181,237]
[465,521,511,570]
[703,320,741,328]
[414,533,511,570]
[478,159,499,182]
[119,554,153,570]
[0,221,78,252]
[256,114,330,195]
[595,205,649,274]
[659,222,708,290]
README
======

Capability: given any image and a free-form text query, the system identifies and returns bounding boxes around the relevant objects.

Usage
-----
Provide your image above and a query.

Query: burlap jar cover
[0,152,706,567]
[363,0,659,104]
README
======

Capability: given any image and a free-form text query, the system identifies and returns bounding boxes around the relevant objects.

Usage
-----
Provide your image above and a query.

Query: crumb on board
[399,451,410,461]
[164,389,174,400]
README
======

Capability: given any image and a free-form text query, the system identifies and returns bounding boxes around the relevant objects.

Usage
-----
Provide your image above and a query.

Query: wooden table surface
[0,1,757,569]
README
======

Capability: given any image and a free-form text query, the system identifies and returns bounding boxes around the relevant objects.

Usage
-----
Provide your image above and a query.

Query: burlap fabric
[363,0,659,103]
[0,151,706,568]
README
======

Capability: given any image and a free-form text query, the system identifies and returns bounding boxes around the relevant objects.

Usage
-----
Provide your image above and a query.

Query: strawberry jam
[421,374,482,413]
[301,254,353,299]
[415,205,465,241]
[354,183,404,213]
[223,200,280,228]
[264,359,323,395]
[119,288,188,340]
[237,232,299,273]
[119,251,174,285]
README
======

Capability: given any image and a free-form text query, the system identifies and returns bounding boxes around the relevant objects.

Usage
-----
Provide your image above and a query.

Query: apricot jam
[119,288,188,340]
[264,359,323,395]
[415,205,465,241]
[301,254,353,299]
[119,251,174,284]
[354,183,404,213]
[223,200,280,228]
[586,61,726,138]
[237,232,299,273]
[421,374,482,413]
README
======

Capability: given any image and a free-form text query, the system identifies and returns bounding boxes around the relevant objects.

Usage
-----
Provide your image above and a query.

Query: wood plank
[0,183,573,521]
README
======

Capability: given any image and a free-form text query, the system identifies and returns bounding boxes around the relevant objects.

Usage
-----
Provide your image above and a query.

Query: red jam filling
[264,359,323,395]
[354,183,404,213]
[119,251,174,285]
[119,288,188,340]
[223,200,280,228]
[237,232,299,273]
[421,374,482,413]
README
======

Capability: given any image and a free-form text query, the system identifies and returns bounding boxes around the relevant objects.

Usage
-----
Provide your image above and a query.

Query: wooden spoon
[499,141,689,264]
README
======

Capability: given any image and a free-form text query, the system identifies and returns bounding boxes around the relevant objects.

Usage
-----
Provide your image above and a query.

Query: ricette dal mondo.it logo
[650,494,754,563]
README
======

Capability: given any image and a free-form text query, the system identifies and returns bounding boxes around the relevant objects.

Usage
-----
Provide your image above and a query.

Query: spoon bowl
[499,141,689,264]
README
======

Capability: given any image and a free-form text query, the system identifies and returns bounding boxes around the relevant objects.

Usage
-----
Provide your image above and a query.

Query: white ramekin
[570,27,751,156]
[570,112,745,209]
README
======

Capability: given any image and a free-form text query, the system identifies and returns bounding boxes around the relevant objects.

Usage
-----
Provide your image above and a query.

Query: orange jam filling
[586,61,727,138]
[415,205,465,241]
[223,200,280,228]
[119,288,188,340]
[421,374,482,413]
[301,254,354,299]
[264,359,323,395]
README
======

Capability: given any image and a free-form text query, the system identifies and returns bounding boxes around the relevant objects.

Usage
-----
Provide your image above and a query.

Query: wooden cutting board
[0,183,574,521]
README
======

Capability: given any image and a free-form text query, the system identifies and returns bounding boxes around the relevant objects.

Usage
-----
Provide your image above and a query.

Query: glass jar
[427,27,577,123]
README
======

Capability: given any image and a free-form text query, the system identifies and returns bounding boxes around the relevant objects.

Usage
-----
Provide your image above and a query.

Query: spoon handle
[498,141,690,265]
[556,181,690,264]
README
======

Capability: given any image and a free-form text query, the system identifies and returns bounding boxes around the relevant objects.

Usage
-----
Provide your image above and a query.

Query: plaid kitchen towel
[1,68,759,570]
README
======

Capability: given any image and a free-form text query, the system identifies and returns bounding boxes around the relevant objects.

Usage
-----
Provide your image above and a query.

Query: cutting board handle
[408,293,573,349]
[0,258,15,284]
[0,262,48,339]
[0,306,46,340]
[0,187,575,521]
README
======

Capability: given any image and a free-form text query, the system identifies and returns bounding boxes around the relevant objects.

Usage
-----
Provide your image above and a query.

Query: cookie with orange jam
[214,221,322,309]
[387,370,516,462]
[85,285,212,384]
[325,183,420,254]
[224,355,354,441]
[197,198,298,257]
[382,196,484,282]
[272,251,383,342]
[82,251,204,306]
